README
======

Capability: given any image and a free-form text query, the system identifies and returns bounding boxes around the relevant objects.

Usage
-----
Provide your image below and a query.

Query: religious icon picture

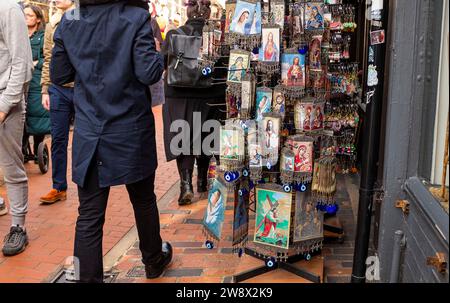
[225,1,237,33]
[280,148,295,172]
[213,29,222,57]
[220,128,239,159]
[248,143,262,167]
[311,103,325,130]
[254,187,292,249]
[294,190,323,242]
[270,0,285,29]
[249,0,262,35]
[227,50,250,83]
[308,70,325,90]
[230,0,256,35]
[291,139,314,173]
[294,101,313,132]
[259,26,280,62]
[281,53,306,87]
[370,30,385,45]
[201,30,210,56]
[203,178,228,240]
[255,87,273,121]
[272,90,286,119]
[262,116,280,152]
[305,2,324,30]
[240,73,255,116]
[309,35,322,71]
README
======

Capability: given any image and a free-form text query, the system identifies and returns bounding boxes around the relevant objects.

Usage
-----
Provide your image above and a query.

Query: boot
[178,169,194,206]
[197,164,208,193]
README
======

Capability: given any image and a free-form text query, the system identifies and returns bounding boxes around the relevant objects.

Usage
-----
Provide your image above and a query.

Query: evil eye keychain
[202,66,212,76]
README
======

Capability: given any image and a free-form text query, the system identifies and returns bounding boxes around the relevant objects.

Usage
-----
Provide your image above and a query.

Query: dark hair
[186,0,211,20]
[79,0,149,10]
[24,5,45,31]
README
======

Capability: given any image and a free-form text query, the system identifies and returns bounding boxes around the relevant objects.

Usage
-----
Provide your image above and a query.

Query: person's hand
[155,38,161,52]
[0,112,6,123]
[42,94,50,111]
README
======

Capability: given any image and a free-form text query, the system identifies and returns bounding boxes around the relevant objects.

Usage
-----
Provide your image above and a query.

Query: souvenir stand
[200,0,362,283]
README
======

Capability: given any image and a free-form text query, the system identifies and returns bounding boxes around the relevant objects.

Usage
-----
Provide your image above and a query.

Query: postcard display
[202,0,361,265]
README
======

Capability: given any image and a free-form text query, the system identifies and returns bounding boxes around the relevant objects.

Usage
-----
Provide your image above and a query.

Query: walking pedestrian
[162,0,226,206]
[51,0,171,282]
[0,0,34,256]
[22,5,50,164]
[39,0,75,204]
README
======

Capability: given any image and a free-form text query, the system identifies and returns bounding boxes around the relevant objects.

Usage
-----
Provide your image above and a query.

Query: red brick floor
[112,191,325,283]
[0,106,178,283]
[111,176,358,284]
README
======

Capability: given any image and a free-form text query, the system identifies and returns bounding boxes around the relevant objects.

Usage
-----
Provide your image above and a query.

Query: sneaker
[2,226,29,256]
[40,189,67,204]
[0,198,7,216]
[145,242,173,279]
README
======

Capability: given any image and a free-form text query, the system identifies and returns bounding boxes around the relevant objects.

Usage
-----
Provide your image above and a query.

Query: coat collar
[49,5,76,28]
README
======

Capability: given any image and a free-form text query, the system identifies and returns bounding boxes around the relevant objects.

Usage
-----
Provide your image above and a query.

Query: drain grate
[126,265,146,278]
[52,269,118,283]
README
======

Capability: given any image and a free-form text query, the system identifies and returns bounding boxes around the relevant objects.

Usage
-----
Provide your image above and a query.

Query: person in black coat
[162,0,226,206]
[50,0,172,282]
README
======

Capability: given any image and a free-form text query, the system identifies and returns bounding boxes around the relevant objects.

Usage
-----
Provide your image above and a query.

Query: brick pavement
[0,106,178,283]
[111,175,358,283]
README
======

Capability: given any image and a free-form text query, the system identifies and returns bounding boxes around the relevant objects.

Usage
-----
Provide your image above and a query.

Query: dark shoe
[2,226,29,256]
[197,165,208,193]
[0,198,7,216]
[178,169,194,206]
[145,242,173,279]
[23,154,34,164]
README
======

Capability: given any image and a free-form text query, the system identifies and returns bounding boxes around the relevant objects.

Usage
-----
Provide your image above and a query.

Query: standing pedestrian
[0,0,34,256]
[22,5,50,163]
[51,0,171,283]
[39,0,75,204]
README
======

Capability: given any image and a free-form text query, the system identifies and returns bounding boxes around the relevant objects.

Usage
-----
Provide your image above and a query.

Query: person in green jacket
[22,5,50,163]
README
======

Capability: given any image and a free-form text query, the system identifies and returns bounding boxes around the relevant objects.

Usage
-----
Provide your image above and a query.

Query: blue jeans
[48,85,74,192]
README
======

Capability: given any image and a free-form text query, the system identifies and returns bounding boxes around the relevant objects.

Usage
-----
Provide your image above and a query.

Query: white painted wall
[431,0,449,187]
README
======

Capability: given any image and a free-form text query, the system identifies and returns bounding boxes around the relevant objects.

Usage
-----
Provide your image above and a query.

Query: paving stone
[184,218,203,225]
[160,209,191,215]
[164,269,203,277]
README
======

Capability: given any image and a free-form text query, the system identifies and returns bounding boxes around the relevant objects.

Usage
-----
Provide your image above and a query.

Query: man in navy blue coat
[50,0,172,282]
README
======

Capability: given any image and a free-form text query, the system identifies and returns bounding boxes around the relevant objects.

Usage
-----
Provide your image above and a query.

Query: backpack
[167,26,211,88]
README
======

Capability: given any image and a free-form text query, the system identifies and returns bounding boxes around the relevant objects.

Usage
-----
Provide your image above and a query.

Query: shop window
[425,2,449,214]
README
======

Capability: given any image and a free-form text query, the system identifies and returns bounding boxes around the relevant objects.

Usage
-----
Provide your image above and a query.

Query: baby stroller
[23,133,50,175]
[23,91,51,175]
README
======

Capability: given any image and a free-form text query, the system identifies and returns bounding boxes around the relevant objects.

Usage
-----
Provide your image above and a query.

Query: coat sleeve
[50,18,75,86]
[40,24,53,94]
[0,6,33,114]
[133,15,164,86]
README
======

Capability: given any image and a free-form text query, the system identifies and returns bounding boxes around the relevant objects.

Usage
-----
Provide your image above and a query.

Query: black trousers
[74,163,162,283]
[176,155,210,172]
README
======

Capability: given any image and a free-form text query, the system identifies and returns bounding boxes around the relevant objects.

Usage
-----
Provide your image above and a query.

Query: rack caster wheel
[283,184,291,192]
[238,248,244,258]
[265,257,276,268]
[205,240,214,250]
